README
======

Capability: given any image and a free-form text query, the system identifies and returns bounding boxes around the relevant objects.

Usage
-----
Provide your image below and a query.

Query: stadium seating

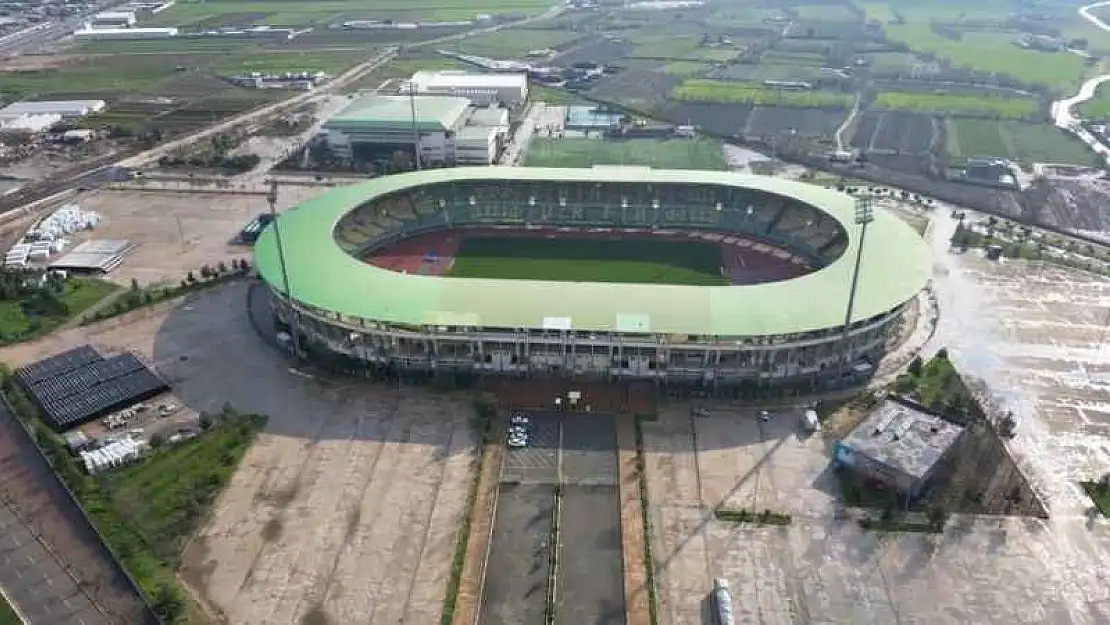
[335,180,846,266]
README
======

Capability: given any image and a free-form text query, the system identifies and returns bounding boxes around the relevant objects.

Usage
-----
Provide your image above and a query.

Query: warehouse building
[403,70,528,107]
[322,95,473,165]
[833,396,966,499]
[0,100,106,121]
[73,26,179,40]
[89,9,137,28]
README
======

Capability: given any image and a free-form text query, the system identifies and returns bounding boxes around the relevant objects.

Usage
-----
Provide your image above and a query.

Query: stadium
[253,167,930,389]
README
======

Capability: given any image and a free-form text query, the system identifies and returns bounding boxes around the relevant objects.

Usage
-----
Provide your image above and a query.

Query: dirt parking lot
[640,212,1110,625]
[60,186,322,287]
[0,281,479,625]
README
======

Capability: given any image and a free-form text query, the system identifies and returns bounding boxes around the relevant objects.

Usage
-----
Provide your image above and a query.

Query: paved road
[1049,1,1110,166]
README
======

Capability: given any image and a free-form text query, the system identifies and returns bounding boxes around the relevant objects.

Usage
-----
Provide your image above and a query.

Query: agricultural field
[862,52,921,77]
[1078,82,1110,119]
[658,61,711,77]
[673,80,853,108]
[147,0,553,27]
[794,4,859,22]
[759,50,827,66]
[712,62,823,82]
[873,91,1040,119]
[744,107,846,138]
[851,111,937,153]
[449,28,585,57]
[658,102,752,137]
[587,69,682,112]
[945,119,1099,166]
[870,11,1088,90]
[523,137,727,170]
[0,278,118,345]
[449,235,729,285]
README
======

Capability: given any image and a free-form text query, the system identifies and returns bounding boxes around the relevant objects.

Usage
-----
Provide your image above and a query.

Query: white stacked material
[49,239,132,273]
[28,204,101,242]
[80,436,146,475]
[4,243,29,267]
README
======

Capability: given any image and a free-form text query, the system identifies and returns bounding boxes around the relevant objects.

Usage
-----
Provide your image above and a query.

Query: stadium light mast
[267,179,302,359]
[837,196,874,383]
[408,80,422,171]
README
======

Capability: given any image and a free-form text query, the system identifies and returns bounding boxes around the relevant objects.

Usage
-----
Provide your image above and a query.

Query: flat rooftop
[409,70,527,89]
[323,95,471,133]
[840,398,965,480]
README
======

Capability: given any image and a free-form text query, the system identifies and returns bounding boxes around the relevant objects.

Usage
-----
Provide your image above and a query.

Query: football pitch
[449,236,728,285]
[523,137,728,170]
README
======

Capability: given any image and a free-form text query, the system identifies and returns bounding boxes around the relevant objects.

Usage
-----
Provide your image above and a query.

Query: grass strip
[713,507,792,526]
[545,485,563,625]
[634,416,660,625]
[1081,481,1110,518]
[439,398,495,625]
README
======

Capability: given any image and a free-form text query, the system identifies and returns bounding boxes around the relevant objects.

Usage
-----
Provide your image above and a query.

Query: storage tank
[713,577,734,625]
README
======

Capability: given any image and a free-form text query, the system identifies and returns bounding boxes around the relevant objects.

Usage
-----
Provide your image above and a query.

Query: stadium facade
[254,167,931,389]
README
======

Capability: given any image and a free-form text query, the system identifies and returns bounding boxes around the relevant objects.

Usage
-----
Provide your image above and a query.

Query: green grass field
[0,593,19,625]
[874,91,1039,119]
[673,79,853,108]
[524,137,727,170]
[945,118,1099,166]
[0,278,119,345]
[449,236,728,285]
[149,0,552,27]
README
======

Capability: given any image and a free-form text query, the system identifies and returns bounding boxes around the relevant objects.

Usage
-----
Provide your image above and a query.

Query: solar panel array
[15,346,169,432]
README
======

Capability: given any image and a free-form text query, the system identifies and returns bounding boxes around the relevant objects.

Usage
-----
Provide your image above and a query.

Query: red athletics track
[364,227,812,285]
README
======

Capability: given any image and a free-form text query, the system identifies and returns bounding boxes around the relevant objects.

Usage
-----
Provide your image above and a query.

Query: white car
[507,435,528,448]
[510,412,531,425]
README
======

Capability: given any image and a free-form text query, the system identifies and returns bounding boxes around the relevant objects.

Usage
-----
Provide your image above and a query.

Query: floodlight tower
[267,179,301,358]
[408,80,422,171]
[837,196,874,382]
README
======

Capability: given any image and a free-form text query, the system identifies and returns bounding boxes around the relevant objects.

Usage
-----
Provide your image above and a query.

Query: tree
[935,347,949,360]
[217,260,228,274]
[186,271,197,284]
[151,582,184,621]
[907,356,923,377]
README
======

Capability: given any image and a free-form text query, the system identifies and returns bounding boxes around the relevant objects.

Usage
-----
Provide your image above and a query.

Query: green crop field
[451,28,584,57]
[524,137,727,170]
[865,4,1088,91]
[673,79,853,108]
[874,91,1039,119]
[945,119,1099,166]
[0,593,18,625]
[148,0,553,27]
[450,236,728,285]
[1079,82,1110,119]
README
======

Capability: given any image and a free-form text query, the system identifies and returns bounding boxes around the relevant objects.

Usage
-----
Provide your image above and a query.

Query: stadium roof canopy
[322,95,471,134]
[253,167,931,337]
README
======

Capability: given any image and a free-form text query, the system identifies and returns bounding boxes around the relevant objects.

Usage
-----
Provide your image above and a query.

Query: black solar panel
[16,350,169,432]
[15,345,103,386]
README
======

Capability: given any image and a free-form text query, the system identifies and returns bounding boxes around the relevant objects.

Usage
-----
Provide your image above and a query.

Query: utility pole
[837,196,874,384]
[408,80,422,171]
[267,179,301,358]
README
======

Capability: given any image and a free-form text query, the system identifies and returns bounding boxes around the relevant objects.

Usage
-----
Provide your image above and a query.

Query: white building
[90,10,137,28]
[404,71,528,107]
[0,113,62,133]
[73,27,178,40]
[455,105,510,165]
[0,100,106,120]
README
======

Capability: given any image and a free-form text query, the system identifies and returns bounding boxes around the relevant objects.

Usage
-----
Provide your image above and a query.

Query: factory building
[403,71,528,107]
[321,96,512,166]
[73,27,179,40]
[89,9,137,28]
[0,113,62,134]
[833,396,966,499]
[0,100,106,121]
[322,95,473,165]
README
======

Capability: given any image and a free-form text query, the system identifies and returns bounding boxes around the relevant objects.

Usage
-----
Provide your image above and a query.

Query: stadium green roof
[322,95,470,133]
[254,167,931,336]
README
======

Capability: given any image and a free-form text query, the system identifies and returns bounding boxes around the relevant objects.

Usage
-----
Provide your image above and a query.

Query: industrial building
[0,113,62,133]
[73,26,178,40]
[0,100,106,121]
[403,71,528,107]
[833,396,966,499]
[89,9,137,28]
[321,95,508,166]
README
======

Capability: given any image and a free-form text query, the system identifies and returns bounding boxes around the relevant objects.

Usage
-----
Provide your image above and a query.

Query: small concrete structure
[833,397,966,498]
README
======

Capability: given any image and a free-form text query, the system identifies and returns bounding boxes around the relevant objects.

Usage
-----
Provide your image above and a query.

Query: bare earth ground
[0,282,478,625]
[65,187,322,287]
[641,211,1110,625]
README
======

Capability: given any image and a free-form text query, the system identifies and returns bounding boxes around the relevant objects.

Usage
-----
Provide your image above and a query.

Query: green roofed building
[254,166,931,391]
[321,95,475,164]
